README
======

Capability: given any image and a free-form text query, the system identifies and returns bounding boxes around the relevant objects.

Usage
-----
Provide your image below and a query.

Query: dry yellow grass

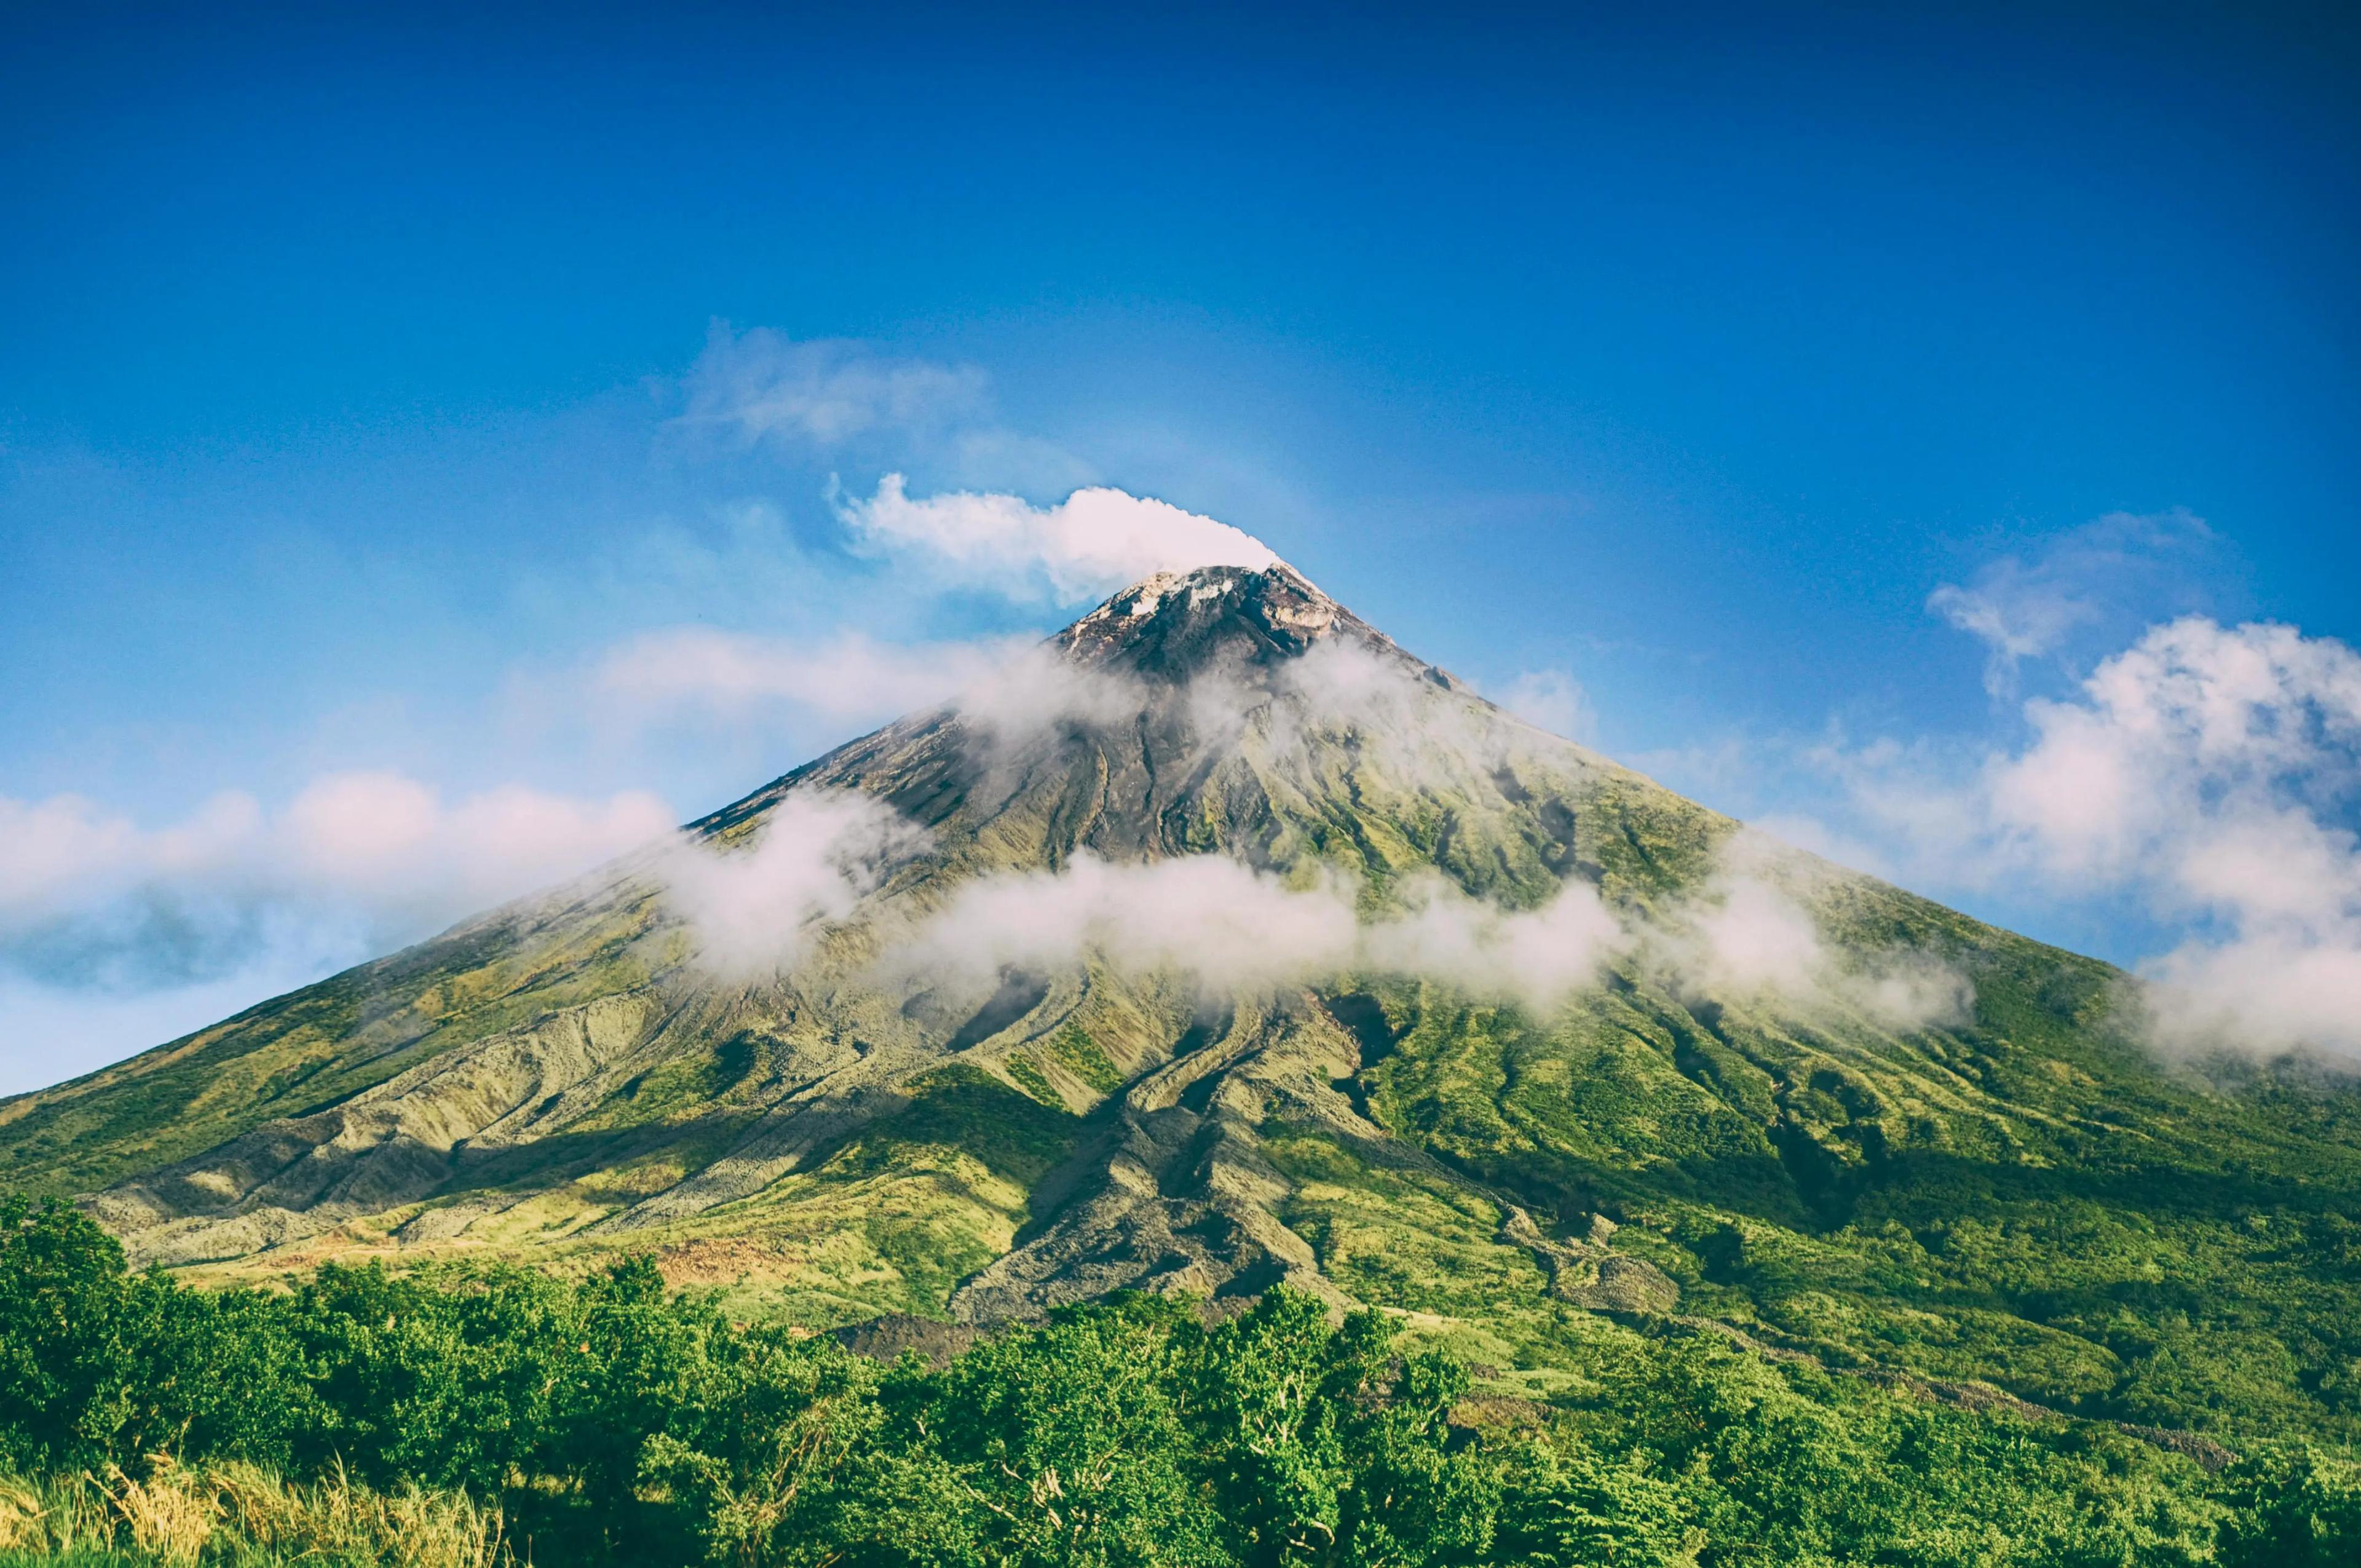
[0,1457,518,1566]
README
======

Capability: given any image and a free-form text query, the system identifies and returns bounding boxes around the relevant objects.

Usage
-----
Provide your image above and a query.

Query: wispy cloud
[874,852,1632,1014]
[591,627,1036,729]
[1928,509,2225,697]
[1646,834,1974,1032]
[0,769,682,1090]
[671,325,1092,494]
[645,642,1640,1006]
[1496,668,1596,743]
[0,777,674,989]
[0,953,360,1095]
[647,649,1961,1032]
[654,791,929,981]
[659,804,1960,1032]
[677,325,990,450]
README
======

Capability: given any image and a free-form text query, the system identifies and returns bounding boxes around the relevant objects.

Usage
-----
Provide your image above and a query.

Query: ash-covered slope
[10,564,2361,1443]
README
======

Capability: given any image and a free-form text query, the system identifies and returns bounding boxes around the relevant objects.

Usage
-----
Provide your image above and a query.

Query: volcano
[8,564,2360,1439]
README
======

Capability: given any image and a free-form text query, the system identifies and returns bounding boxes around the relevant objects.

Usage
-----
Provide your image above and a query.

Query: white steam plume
[840,475,1282,601]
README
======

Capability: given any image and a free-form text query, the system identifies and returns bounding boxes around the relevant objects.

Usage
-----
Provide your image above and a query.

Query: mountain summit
[1055,561,1391,675]
[10,565,2361,1444]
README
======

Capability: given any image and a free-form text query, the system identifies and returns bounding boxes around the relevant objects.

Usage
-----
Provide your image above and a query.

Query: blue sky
[4,1,2359,1089]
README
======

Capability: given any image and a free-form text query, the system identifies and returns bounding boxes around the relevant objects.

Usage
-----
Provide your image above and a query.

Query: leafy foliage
[0,1195,2352,1564]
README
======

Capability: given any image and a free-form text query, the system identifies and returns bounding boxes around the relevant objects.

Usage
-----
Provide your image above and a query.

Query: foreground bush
[0,1196,2354,1564]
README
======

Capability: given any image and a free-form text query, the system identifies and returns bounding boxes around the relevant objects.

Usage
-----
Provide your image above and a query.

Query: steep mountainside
[6,563,2360,1446]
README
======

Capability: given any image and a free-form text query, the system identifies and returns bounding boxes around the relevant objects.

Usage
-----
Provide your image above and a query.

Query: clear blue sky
[3,1,2357,1086]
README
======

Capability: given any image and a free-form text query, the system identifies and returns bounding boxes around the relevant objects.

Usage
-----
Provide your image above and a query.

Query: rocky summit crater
[9,564,2361,1445]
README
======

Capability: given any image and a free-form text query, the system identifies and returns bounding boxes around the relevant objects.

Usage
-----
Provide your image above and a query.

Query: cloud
[1928,579,2089,697]
[1928,509,2224,697]
[654,791,930,981]
[588,624,1151,767]
[613,610,1959,1035]
[1271,637,1452,746]
[873,852,1626,1015]
[1683,872,1825,994]
[0,792,263,927]
[1797,614,2361,1059]
[839,475,1283,601]
[592,627,1037,729]
[1986,618,2360,873]
[2145,935,2361,1061]
[1497,670,1596,743]
[0,951,368,1096]
[1358,872,1629,1013]
[1647,836,1974,1032]
[888,853,1362,999]
[670,326,1093,494]
[678,326,989,450]
[1741,810,1899,883]
[875,832,1958,1029]
[278,775,676,922]
[1987,617,2361,1057]
[585,619,1991,1035]
[0,776,676,992]
[1263,638,1585,806]
[951,643,1151,752]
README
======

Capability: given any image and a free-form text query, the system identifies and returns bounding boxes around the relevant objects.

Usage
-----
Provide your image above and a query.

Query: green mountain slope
[6,563,2359,1448]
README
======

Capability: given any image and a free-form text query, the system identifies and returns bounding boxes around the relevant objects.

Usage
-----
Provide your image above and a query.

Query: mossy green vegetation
[0,1197,2353,1566]
[1340,949,2361,1448]
[0,887,666,1204]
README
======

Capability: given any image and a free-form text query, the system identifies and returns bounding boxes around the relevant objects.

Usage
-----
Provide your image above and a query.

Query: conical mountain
[9,565,2360,1441]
